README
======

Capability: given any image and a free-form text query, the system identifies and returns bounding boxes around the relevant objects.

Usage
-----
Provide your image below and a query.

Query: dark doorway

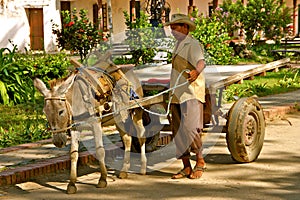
[60,1,71,24]
[93,4,99,26]
[61,1,71,12]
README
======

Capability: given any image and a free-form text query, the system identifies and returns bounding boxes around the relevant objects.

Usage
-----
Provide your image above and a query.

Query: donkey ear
[56,73,76,95]
[34,78,50,97]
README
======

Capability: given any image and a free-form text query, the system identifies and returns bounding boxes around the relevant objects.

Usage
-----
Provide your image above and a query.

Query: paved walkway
[0,64,299,187]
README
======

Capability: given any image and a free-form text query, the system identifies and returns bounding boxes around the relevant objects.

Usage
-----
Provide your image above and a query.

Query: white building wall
[0,0,30,51]
[0,0,60,52]
[43,0,61,52]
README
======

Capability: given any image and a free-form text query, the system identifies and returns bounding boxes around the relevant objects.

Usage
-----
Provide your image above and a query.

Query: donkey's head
[34,73,76,148]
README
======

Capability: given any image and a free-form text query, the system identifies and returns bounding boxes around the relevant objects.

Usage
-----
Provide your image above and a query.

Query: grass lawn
[223,67,300,102]
[0,101,49,148]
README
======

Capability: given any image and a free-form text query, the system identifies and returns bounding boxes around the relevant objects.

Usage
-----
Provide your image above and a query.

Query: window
[102,3,107,31]
[60,1,71,24]
[130,0,140,22]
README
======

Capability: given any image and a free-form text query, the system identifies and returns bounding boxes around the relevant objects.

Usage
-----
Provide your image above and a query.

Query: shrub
[192,12,239,65]
[217,0,292,43]
[215,0,244,37]
[0,45,71,105]
[52,8,107,62]
[0,45,35,105]
[16,52,72,84]
[0,47,15,105]
[0,49,70,147]
[123,11,167,65]
[240,0,292,43]
[213,0,292,60]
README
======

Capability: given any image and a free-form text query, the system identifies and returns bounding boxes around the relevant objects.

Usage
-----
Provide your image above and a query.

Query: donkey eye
[59,110,65,116]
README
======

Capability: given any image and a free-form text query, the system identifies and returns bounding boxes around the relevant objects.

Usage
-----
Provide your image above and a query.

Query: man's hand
[187,69,199,82]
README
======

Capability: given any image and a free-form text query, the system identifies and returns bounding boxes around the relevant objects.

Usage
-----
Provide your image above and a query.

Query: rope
[98,69,190,119]
[84,65,190,118]
[44,97,66,101]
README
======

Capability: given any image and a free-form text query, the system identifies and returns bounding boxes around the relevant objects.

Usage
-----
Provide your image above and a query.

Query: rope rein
[101,69,190,118]
[44,97,66,101]
[44,95,73,134]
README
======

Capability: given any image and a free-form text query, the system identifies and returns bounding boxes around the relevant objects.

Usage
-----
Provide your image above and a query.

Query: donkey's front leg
[133,110,147,175]
[119,132,132,179]
[93,122,108,188]
[67,131,80,194]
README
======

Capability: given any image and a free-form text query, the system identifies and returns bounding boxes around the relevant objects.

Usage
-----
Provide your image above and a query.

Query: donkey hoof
[97,180,107,188]
[67,183,77,194]
[118,171,128,179]
[140,169,146,175]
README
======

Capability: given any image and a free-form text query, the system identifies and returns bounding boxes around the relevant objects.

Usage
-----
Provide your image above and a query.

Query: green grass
[224,67,300,102]
[0,100,50,148]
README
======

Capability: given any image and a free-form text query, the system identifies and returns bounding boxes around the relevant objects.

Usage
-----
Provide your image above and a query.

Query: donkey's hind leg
[118,130,132,179]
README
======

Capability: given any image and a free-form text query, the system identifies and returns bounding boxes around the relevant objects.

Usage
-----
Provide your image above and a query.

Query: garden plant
[123,11,169,65]
[52,8,108,62]
[0,45,72,148]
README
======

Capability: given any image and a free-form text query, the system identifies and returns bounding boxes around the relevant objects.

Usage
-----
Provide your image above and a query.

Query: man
[164,13,206,179]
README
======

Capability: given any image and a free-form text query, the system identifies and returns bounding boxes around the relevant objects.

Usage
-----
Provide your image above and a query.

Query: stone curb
[263,104,297,120]
[0,139,52,154]
[0,105,296,187]
[0,144,124,187]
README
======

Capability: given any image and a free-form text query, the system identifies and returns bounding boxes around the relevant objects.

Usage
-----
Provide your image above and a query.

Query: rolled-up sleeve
[189,40,205,68]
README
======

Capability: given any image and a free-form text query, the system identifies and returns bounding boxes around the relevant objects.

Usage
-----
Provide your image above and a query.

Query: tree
[123,11,165,65]
[240,0,292,43]
[192,11,238,65]
[216,0,244,37]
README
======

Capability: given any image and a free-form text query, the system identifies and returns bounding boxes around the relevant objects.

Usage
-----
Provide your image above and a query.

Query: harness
[47,64,133,134]
[46,63,190,134]
[44,96,73,134]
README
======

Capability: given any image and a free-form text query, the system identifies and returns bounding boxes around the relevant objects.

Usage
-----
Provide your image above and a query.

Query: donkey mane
[48,72,77,90]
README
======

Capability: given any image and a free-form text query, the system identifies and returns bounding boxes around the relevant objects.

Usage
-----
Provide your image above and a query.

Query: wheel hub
[244,114,257,146]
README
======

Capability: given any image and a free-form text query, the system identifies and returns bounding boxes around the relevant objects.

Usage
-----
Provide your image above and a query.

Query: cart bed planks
[209,58,290,93]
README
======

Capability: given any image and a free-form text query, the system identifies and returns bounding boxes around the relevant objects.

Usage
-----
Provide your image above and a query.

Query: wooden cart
[72,57,289,163]
[125,58,290,163]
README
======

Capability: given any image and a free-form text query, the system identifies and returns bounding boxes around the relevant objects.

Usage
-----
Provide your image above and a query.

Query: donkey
[33,56,146,194]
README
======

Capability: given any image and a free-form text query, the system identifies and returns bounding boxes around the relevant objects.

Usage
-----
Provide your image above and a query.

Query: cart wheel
[226,96,265,163]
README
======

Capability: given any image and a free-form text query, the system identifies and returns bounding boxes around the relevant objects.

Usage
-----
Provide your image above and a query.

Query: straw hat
[164,13,196,31]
